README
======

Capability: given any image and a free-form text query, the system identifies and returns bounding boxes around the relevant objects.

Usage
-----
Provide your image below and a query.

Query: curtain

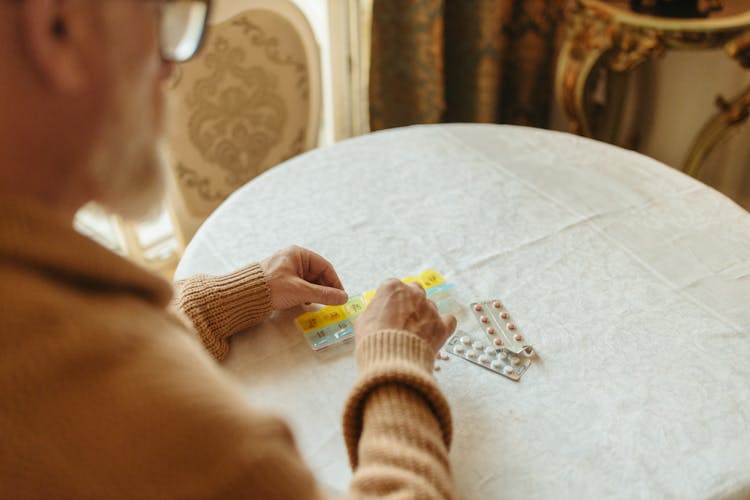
[369,0,567,131]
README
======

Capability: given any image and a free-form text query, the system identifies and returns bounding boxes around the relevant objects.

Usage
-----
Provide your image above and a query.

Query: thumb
[302,282,348,305]
[441,314,457,339]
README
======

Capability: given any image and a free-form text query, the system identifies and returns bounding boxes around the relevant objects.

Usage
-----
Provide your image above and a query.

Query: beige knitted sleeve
[172,263,272,360]
[342,329,455,499]
[172,265,455,497]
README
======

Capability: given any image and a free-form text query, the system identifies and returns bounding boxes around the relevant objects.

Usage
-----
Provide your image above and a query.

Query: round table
[175,124,750,499]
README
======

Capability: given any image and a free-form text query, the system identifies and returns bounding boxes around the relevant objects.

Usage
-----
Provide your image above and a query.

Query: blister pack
[469,300,534,356]
[295,270,460,351]
[442,299,535,381]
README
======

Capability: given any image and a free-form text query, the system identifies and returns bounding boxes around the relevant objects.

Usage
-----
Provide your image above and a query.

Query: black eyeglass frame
[0,0,213,63]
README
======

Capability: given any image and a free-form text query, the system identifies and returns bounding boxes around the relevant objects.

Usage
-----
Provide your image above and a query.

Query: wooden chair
[165,0,321,246]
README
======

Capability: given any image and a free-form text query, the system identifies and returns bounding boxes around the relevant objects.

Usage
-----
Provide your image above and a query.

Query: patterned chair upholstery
[166,1,321,245]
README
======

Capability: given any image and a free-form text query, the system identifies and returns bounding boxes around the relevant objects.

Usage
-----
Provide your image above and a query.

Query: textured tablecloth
[175,124,750,499]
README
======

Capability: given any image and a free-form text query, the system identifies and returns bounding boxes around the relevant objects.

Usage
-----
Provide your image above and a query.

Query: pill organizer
[443,299,535,381]
[295,270,459,351]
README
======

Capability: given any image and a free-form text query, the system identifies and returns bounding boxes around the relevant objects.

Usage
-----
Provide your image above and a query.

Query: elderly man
[0,1,457,498]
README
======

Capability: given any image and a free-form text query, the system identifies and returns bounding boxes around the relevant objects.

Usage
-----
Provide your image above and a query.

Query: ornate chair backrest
[167,0,321,245]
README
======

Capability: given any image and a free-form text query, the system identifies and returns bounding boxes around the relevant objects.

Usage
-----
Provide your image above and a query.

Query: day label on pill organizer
[444,330,531,382]
[295,270,460,351]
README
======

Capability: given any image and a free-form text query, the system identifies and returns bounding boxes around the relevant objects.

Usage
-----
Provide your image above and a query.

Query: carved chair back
[166,0,321,245]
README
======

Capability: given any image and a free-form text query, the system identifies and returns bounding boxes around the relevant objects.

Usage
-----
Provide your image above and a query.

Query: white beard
[87,79,168,222]
[92,140,167,222]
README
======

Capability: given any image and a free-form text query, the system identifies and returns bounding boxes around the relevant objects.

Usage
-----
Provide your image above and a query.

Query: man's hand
[260,246,348,310]
[354,279,457,354]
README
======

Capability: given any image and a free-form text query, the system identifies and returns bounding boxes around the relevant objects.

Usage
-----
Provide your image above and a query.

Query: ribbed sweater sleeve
[172,263,272,360]
[343,329,455,499]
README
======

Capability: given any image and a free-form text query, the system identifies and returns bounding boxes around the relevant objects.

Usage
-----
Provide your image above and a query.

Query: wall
[287,0,336,146]
[635,50,750,209]
[551,48,750,211]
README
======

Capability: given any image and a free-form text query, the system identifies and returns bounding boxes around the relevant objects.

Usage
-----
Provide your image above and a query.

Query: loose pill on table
[434,365,441,372]
[514,333,523,341]
[492,301,502,309]
[486,327,496,335]
[473,341,484,350]
[473,304,483,312]
[503,365,515,375]
[480,315,489,323]
[461,336,472,345]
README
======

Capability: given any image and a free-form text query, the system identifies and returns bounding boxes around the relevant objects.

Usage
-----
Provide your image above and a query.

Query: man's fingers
[303,282,348,306]
[428,314,456,351]
[300,247,345,290]
[379,278,402,291]
[427,299,439,314]
[441,314,457,335]
[315,263,345,290]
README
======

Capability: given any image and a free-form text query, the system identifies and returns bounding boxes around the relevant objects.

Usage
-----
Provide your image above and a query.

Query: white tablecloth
[175,124,750,499]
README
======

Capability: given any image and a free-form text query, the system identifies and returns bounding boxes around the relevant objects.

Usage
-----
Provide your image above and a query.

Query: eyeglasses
[156,0,212,62]
[1,0,211,62]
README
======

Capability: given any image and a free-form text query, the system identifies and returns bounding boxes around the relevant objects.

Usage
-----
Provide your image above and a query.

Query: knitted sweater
[0,196,455,499]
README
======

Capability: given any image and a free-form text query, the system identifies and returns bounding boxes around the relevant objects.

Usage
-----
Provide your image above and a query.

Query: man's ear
[22,0,90,92]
